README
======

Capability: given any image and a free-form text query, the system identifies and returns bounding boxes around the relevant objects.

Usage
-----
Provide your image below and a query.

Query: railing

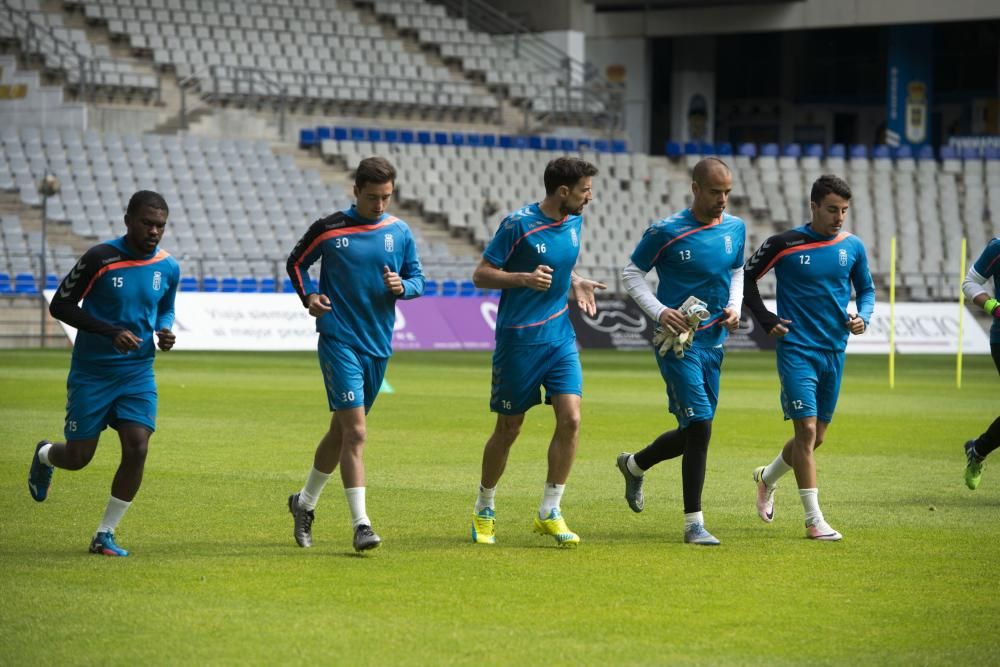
[0,0,161,104]
[435,0,621,131]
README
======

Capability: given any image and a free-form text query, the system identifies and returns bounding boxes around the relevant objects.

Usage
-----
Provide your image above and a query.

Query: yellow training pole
[957,238,967,389]
[889,236,896,389]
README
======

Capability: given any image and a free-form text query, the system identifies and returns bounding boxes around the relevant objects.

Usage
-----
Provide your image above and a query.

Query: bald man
[615,158,746,545]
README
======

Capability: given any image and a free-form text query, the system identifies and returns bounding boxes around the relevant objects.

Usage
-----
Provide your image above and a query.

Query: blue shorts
[491,338,582,415]
[655,344,724,429]
[65,363,157,441]
[318,336,388,414]
[776,344,845,423]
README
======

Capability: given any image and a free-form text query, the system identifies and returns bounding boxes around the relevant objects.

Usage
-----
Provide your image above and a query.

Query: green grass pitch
[2,348,999,665]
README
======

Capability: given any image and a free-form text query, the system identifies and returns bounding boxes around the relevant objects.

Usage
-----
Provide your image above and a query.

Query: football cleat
[965,440,984,490]
[533,508,579,548]
[471,507,497,544]
[684,523,720,546]
[288,493,315,548]
[616,452,645,513]
[89,531,129,557]
[28,440,54,502]
[753,465,776,523]
[353,524,381,552]
[805,519,842,541]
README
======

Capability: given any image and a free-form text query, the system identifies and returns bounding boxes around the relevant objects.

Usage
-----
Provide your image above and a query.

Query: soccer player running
[469,156,606,548]
[961,238,1000,489]
[27,191,179,557]
[615,158,745,546]
[286,157,423,553]
[744,174,874,541]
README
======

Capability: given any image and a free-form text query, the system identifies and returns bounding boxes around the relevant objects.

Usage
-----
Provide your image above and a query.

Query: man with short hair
[615,157,746,546]
[469,156,605,548]
[960,238,1000,489]
[286,156,424,552]
[27,190,179,557]
[743,174,875,541]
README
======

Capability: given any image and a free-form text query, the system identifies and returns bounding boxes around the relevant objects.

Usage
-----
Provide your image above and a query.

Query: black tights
[978,345,1000,458]
[633,420,712,514]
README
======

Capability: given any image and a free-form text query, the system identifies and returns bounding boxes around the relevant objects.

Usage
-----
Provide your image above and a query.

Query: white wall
[587,36,649,151]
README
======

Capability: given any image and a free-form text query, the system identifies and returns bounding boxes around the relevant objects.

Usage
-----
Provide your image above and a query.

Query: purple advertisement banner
[392,297,499,350]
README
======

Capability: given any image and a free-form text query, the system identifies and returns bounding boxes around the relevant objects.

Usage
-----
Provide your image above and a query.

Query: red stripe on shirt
[503,218,566,264]
[506,305,568,329]
[648,219,720,266]
[291,216,398,295]
[81,249,171,299]
[985,252,1000,274]
[757,232,851,277]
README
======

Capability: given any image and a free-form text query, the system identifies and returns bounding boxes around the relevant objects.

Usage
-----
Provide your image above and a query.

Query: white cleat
[753,465,775,523]
[805,519,842,541]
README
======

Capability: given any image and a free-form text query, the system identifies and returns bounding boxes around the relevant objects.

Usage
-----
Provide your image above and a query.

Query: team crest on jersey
[724,235,733,254]
[839,249,848,267]
[152,271,161,291]
[384,233,394,252]
[571,229,579,247]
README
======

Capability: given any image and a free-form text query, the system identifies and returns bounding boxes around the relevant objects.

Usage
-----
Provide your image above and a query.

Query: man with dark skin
[28,190,179,557]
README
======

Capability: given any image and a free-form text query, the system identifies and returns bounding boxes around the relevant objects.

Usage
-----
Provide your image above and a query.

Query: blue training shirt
[484,203,581,346]
[287,205,424,358]
[49,236,180,371]
[630,209,746,348]
[744,223,875,352]
[971,237,1000,344]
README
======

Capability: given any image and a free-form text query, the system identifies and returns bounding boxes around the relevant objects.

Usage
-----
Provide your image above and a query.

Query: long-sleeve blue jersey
[286,206,424,358]
[630,209,746,348]
[744,224,875,352]
[970,238,1000,344]
[484,203,581,346]
[49,236,179,372]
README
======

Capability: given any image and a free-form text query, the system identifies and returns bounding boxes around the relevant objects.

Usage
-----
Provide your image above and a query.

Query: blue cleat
[27,440,54,502]
[684,523,720,546]
[89,531,129,557]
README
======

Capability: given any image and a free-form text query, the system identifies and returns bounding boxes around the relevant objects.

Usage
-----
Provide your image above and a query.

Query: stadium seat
[451,133,466,146]
[259,277,277,292]
[400,130,415,144]
[458,280,476,296]
[849,144,868,159]
[499,135,513,149]
[544,137,558,151]
[433,132,448,145]
[281,277,296,293]
[316,127,332,142]
[299,129,317,149]
[440,280,458,297]
[612,139,628,153]
[482,134,497,147]
[45,274,59,290]
[872,145,892,160]
[805,143,824,158]
[384,129,399,143]
[737,142,757,158]
[0,272,10,294]
[783,143,802,158]
[367,128,383,143]
[350,128,366,141]
[760,143,780,157]
[202,276,220,292]
[594,139,611,153]
[683,142,700,155]
[828,144,847,158]
[220,277,239,293]
[423,279,438,296]
[238,277,258,292]
[333,127,348,141]
[559,138,575,152]
[576,138,591,150]
[893,145,913,159]
[528,136,543,150]
[984,146,1000,160]
[916,145,936,160]
[467,133,483,147]
[715,141,732,156]
[417,131,432,144]
[179,276,199,292]
[960,146,980,160]
[14,273,38,294]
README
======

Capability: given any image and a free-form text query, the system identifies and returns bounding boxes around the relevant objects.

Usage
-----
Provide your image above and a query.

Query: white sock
[539,483,565,518]
[684,511,704,528]
[626,455,645,477]
[298,467,331,511]
[37,442,53,466]
[762,451,793,487]
[97,496,131,535]
[799,488,822,524]
[345,487,370,528]
[474,484,496,513]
